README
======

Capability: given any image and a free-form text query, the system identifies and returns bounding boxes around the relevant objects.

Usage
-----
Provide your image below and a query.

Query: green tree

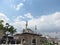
[4,23,16,35]
[9,26,16,35]
[0,20,4,30]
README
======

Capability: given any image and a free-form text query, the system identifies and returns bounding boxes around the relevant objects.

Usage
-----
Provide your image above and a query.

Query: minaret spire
[35,25,37,30]
[35,25,37,34]
[26,21,28,29]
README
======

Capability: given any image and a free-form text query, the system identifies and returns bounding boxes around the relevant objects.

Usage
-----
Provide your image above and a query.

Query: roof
[14,32,42,36]
[23,28,34,33]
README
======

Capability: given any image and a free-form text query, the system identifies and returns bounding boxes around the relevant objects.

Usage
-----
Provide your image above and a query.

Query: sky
[0,0,60,38]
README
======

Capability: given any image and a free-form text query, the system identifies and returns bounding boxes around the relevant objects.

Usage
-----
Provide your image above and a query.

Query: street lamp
[5,31,10,45]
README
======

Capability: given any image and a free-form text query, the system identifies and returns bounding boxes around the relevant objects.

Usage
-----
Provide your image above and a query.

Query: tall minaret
[35,25,37,30]
[26,21,28,29]
[23,21,28,33]
[35,25,37,34]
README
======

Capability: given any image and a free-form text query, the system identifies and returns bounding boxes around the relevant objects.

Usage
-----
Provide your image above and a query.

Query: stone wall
[14,33,42,45]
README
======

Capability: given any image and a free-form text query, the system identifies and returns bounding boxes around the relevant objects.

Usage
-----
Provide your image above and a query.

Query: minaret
[23,21,28,33]
[35,25,37,34]
[26,21,28,30]
[35,25,37,30]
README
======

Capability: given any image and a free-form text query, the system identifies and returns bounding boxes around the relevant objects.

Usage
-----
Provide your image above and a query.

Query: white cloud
[43,32,60,38]
[16,3,24,10]
[24,13,33,19]
[12,12,60,37]
[14,13,33,22]
[0,13,9,23]
[12,21,25,33]
[14,16,24,22]
[0,12,60,37]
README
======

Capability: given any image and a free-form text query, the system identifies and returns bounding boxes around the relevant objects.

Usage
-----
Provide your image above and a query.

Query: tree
[4,23,16,35]
[0,20,4,30]
[0,20,16,35]
[9,26,16,35]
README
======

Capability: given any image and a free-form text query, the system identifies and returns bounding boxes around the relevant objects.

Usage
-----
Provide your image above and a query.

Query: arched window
[32,39,36,45]
[23,39,26,43]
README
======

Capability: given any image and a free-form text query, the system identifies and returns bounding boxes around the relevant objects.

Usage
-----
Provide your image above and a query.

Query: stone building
[0,30,5,39]
[14,33,42,45]
[14,21,47,45]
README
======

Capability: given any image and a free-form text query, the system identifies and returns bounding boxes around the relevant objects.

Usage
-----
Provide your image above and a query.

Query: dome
[23,28,34,33]
[23,21,34,33]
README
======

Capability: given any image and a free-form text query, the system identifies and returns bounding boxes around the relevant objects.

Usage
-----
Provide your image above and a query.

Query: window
[32,39,36,45]
[23,39,26,43]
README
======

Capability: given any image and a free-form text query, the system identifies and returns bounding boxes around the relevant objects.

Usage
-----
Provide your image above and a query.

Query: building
[14,21,47,45]
[0,30,5,39]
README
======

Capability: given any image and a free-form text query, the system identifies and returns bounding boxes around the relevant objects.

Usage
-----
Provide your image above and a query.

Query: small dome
[23,28,34,33]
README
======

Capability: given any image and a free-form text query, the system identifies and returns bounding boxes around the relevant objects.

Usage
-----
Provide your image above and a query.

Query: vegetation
[41,40,55,45]
[47,41,55,45]
[0,20,16,35]
[0,20,4,30]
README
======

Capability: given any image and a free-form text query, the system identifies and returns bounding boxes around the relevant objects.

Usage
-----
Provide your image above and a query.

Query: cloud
[0,13,9,23]
[14,16,25,22]
[12,12,60,37]
[24,13,33,19]
[14,13,33,22]
[0,12,60,37]
[43,32,60,38]
[12,20,25,33]
[15,3,24,10]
